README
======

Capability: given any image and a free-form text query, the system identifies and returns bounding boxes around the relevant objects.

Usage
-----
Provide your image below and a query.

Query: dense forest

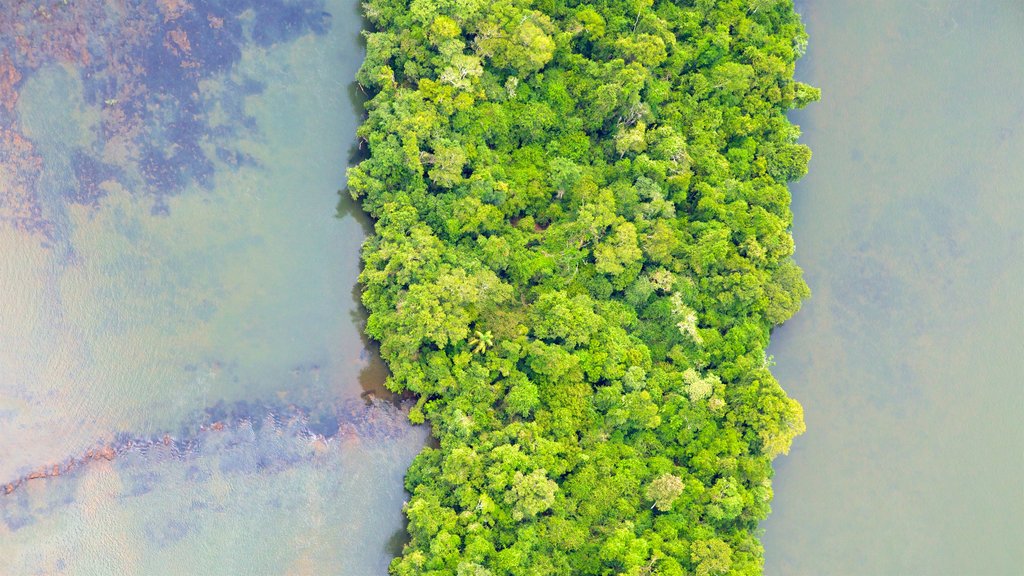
[348,0,817,573]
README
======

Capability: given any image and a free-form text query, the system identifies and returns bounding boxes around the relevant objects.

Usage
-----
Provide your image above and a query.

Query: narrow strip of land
[351,0,816,573]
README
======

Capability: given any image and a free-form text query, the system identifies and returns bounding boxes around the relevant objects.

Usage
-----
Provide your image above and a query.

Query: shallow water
[762,1,1024,574]
[0,1,425,573]
[1,403,425,575]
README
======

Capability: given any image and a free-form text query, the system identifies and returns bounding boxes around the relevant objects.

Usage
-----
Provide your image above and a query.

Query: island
[349,0,817,573]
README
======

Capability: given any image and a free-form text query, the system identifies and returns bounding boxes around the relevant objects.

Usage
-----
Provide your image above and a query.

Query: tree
[671,293,702,345]
[615,122,647,157]
[691,538,732,576]
[355,0,816,572]
[507,469,558,521]
[504,378,540,417]
[547,157,582,199]
[646,473,685,511]
[595,221,643,278]
[683,369,718,403]
[427,139,467,188]
[476,14,555,75]
[468,330,494,354]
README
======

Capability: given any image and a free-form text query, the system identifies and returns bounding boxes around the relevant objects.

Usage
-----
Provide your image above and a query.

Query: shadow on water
[342,0,372,162]
[335,190,399,404]
[386,523,413,559]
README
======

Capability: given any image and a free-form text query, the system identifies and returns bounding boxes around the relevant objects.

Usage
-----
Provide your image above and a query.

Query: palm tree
[468,330,494,354]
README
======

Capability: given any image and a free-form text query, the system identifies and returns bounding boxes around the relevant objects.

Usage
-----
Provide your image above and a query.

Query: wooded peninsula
[349,0,817,573]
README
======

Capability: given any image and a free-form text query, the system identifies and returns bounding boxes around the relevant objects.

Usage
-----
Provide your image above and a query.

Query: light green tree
[468,330,494,354]
[508,469,558,520]
[615,122,647,157]
[646,473,685,511]
[691,538,732,576]
[595,221,643,277]
[670,293,702,344]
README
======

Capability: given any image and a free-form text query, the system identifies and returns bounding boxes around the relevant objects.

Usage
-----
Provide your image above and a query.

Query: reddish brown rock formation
[27,8,91,67]
[165,28,191,57]
[0,50,20,112]
[0,127,47,233]
[157,0,193,23]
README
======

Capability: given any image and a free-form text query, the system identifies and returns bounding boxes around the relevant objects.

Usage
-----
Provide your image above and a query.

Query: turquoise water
[763,1,1024,574]
[0,1,425,573]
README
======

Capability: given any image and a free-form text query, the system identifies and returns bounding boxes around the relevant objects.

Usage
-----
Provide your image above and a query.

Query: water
[0,1,425,573]
[763,1,1024,574]
[0,406,424,574]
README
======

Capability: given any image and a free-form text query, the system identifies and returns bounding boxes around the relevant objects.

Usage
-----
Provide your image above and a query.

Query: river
[762,1,1024,574]
[0,1,426,573]
[3,1,1021,575]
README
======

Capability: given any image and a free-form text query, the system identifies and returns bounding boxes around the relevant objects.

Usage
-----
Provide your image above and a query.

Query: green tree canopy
[351,0,817,572]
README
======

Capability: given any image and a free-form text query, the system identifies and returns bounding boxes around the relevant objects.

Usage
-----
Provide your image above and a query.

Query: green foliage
[351,0,817,572]
[646,473,685,511]
[508,469,559,520]
[469,330,495,354]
